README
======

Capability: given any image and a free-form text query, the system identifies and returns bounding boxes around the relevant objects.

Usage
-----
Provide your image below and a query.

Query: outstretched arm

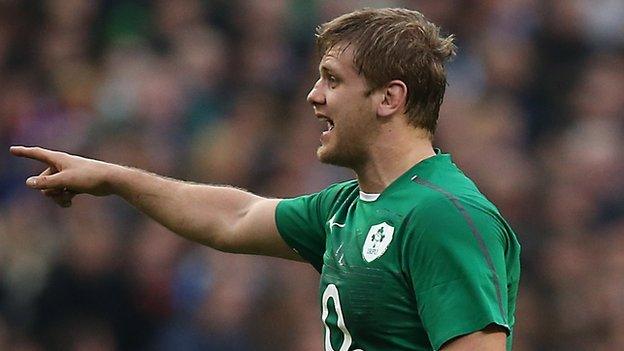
[10,146,300,260]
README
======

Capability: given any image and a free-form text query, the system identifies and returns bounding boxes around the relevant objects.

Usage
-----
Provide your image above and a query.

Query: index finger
[10,146,59,165]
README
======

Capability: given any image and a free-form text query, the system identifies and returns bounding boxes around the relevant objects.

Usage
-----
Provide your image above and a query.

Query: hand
[10,146,115,207]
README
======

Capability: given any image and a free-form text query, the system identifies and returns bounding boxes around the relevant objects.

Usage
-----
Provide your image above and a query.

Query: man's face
[307,45,379,168]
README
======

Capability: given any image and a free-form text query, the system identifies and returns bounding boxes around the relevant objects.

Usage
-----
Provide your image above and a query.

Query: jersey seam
[411,177,507,324]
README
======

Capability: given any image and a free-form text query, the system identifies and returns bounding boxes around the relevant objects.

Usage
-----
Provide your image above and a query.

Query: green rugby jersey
[275,151,521,351]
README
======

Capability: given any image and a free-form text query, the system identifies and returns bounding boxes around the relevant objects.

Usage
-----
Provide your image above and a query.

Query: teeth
[318,116,334,132]
[320,117,334,132]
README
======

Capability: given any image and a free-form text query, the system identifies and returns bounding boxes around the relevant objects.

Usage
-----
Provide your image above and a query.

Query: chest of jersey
[319,198,432,351]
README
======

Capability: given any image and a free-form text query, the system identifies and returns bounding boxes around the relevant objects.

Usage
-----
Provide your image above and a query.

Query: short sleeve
[275,181,356,272]
[402,197,511,350]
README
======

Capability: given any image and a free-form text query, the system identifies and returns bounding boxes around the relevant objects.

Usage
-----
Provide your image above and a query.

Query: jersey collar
[358,148,451,203]
[359,191,381,202]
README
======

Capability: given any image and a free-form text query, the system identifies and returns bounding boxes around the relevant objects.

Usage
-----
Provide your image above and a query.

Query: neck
[354,124,435,193]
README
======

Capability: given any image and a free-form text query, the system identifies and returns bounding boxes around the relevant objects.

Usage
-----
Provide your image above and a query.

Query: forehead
[319,44,358,75]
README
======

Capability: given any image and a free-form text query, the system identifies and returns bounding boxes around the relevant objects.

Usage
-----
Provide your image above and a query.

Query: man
[11,8,520,351]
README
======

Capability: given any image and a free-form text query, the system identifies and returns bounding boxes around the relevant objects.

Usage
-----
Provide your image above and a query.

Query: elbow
[209,235,237,253]
[200,226,241,254]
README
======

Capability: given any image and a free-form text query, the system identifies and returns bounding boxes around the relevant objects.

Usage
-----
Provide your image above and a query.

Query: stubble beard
[316,126,370,169]
[316,101,377,169]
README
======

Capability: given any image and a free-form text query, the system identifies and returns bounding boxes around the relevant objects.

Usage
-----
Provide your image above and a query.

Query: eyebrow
[319,64,337,76]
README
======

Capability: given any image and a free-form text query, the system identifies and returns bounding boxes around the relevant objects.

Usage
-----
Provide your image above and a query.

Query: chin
[316,145,331,163]
[316,145,339,165]
[317,145,359,168]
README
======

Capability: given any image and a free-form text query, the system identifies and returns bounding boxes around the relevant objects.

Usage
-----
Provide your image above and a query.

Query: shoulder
[322,179,359,197]
[310,179,359,210]
[408,158,503,217]
[282,179,358,203]
[402,175,509,247]
[277,179,359,218]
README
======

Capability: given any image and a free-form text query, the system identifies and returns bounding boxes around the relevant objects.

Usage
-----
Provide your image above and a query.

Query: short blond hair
[316,8,456,135]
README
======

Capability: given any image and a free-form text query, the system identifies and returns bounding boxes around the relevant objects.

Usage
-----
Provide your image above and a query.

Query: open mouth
[319,116,335,133]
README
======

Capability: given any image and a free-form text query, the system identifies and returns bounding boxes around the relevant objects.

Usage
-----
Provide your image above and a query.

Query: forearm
[11,146,294,258]
[108,165,262,250]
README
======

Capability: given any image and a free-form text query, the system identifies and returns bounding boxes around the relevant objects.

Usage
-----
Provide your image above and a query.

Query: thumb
[26,173,65,190]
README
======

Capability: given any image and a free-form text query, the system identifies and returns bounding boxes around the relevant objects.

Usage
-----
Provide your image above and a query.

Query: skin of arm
[440,324,507,351]
[9,146,300,260]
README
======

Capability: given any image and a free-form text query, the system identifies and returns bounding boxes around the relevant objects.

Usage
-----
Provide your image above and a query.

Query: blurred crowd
[0,0,623,350]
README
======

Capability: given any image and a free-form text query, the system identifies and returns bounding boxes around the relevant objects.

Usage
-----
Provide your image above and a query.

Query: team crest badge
[362,222,394,262]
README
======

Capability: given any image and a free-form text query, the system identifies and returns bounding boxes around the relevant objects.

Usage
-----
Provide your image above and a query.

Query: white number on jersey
[321,284,363,351]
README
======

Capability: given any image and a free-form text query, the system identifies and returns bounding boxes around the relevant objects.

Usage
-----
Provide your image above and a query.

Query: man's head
[308,8,455,167]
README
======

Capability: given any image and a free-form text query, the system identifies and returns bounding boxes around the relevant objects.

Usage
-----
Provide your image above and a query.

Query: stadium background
[1,0,623,350]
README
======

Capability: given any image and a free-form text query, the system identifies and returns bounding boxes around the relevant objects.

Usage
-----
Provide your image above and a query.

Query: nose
[307,78,325,106]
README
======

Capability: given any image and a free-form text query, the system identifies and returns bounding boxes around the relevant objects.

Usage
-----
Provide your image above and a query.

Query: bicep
[440,324,507,350]
[229,198,303,261]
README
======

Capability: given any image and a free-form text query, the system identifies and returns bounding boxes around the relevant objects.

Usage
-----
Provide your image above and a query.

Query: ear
[376,80,408,118]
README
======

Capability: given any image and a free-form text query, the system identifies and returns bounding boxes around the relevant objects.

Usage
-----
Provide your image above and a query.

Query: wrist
[102,162,129,196]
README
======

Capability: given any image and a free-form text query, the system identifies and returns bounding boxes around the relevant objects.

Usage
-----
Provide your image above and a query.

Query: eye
[327,75,338,88]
